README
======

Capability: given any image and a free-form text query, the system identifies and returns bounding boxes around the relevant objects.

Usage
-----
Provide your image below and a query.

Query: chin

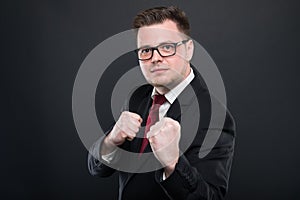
[151,81,173,89]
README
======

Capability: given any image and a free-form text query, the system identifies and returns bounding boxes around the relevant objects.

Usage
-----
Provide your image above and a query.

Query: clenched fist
[102,111,142,155]
[147,117,181,177]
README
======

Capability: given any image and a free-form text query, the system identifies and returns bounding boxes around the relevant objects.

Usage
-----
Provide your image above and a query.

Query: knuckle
[164,117,172,122]
[131,132,136,138]
[174,120,180,128]
[162,117,168,123]
[150,124,156,131]
[159,126,165,133]
[165,123,173,130]
[151,137,157,144]
[146,131,152,138]
[134,127,139,133]
[125,127,133,135]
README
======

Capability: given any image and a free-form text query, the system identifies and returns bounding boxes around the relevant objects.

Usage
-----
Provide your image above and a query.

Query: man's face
[137,20,194,92]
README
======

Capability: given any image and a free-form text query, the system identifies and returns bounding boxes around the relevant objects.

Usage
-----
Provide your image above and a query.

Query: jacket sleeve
[87,134,116,177]
[156,111,236,200]
[87,98,130,178]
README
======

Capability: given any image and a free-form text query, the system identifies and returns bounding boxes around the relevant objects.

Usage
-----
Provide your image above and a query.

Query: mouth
[150,67,169,73]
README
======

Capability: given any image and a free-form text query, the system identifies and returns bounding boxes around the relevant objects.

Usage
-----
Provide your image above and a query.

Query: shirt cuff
[101,148,118,163]
[162,171,166,180]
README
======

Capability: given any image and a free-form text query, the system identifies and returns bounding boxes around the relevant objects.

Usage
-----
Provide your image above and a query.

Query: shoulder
[190,66,236,136]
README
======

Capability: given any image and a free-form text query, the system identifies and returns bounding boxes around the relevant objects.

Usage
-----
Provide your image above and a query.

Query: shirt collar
[151,67,195,104]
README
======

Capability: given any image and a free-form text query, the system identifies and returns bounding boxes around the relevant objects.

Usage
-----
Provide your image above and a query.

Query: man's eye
[141,48,151,54]
[161,44,173,50]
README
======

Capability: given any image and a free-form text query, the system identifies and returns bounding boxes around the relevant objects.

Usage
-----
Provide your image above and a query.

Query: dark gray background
[2,0,300,199]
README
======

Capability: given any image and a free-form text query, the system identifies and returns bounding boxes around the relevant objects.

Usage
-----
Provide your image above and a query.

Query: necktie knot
[153,94,167,106]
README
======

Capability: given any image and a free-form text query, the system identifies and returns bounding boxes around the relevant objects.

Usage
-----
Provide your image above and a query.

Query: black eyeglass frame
[136,39,190,61]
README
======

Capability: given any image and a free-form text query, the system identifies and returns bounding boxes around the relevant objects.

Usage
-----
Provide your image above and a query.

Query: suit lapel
[166,83,200,121]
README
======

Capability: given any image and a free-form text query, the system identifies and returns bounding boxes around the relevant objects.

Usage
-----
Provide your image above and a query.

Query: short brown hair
[133,6,190,36]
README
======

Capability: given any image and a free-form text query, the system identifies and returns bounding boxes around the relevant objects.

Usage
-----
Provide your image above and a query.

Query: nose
[151,49,163,63]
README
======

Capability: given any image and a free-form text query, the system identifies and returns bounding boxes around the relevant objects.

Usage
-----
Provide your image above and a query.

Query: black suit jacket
[88,68,236,200]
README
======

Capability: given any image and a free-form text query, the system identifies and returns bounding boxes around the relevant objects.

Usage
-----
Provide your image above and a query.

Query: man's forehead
[137,27,185,46]
[138,26,182,36]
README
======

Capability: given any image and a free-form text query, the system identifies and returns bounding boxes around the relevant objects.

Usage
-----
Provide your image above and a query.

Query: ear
[186,39,194,61]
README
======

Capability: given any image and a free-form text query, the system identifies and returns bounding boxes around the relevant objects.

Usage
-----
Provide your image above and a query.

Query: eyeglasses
[136,39,190,61]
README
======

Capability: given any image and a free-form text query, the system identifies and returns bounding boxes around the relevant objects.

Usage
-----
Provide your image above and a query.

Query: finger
[126,111,143,122]
[121,112,142,127]
[120,131,128,139]
[163,117,180,128]
[149,120,163,133]
[116,124,136,138]
[127,118,143,133]
[148,137,154,145]
[116,119,141,134]
[147,128,160,139]
[123,127,137,138]
[129,118,142,128]
[126,136,134,141]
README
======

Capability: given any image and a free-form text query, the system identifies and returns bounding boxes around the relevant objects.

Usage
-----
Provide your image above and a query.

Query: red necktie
[139,94,167,153]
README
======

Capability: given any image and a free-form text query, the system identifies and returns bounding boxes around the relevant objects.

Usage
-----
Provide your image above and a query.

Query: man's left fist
[147,117,181,171]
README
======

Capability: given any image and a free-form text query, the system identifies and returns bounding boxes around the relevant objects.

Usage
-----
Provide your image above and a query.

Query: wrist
[164,159,178,178]
[101,135,116,155]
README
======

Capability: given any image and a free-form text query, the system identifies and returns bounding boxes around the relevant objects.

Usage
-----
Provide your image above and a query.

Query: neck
[154,86,170,95]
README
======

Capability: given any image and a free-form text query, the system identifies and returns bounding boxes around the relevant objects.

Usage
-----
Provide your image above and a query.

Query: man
[88,6,235,200]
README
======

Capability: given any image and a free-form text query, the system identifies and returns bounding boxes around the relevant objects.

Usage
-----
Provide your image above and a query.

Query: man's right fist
[104,111,142,149]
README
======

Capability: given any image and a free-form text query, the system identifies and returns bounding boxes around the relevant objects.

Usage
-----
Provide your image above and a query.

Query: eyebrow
[138,40,176,49]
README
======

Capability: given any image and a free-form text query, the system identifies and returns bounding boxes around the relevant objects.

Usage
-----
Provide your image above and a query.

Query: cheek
[139,61,151,69]
[139,65,150,78]
[175,47,188,60]
[169,59,184,70]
